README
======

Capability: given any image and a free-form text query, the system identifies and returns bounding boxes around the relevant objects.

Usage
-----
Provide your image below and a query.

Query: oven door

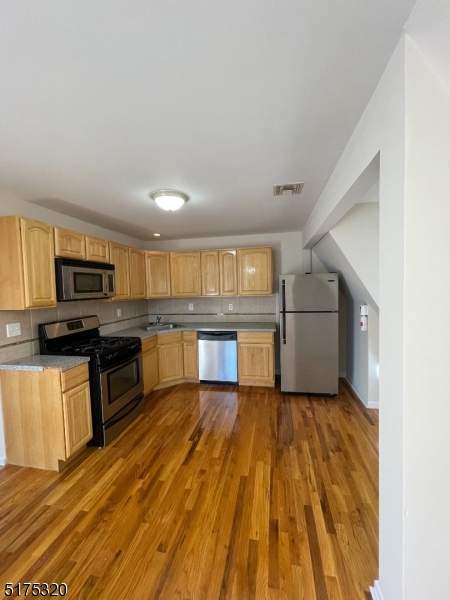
[100,352,144,423]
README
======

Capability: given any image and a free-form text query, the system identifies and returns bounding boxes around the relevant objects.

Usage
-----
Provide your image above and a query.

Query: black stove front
[39,315,144,447]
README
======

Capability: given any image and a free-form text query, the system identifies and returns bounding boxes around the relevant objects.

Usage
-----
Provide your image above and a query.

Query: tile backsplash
[0,300,149,364]
[0,296,277,364]
[147,295,277,324]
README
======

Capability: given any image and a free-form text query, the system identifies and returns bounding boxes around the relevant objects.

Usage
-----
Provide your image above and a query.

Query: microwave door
[70,266,105,300]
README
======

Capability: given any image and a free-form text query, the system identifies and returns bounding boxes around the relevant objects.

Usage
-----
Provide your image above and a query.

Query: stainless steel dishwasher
[198,331,238,383]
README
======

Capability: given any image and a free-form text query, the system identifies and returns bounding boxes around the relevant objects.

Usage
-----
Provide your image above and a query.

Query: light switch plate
[116,309,121,317]
[228,304,233,311]
[6,323,21,337]
[189,303,194,311]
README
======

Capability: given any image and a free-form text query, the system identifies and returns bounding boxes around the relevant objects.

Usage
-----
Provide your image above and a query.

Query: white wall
[0,187,145,248]
[403,39,450,600]
[304,36,407,599]
[329,202,379,305]
[313,232,379,408]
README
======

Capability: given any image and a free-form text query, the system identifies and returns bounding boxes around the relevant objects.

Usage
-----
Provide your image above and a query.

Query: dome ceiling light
[149,189,189,211]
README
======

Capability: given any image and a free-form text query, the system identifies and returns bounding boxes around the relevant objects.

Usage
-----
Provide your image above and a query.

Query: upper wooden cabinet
[219,249,238,296]
[109,242,130,301]
[129,248,146,299]
[0,216,57,310]
[170,252,201,297]
[85,235,110,263]
[237,247,273,296]
[146,252,171,298]
[201,251,220,296]
[54,227,86,260]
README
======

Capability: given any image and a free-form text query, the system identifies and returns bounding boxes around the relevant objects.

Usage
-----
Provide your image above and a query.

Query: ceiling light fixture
[149,189,189,211]
[153,233,161,237]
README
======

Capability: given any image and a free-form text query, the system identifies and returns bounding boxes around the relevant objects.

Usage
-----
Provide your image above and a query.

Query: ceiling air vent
[273,182,304,196]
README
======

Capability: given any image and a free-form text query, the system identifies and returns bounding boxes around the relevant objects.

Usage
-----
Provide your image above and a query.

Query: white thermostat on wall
[360,304,369,316]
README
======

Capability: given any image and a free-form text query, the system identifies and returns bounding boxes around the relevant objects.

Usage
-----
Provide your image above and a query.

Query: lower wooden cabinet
[62,381,93,457]
[237,332,275,387]
[142,336,159,395]
[0,362,93,471]
[157,332,184,384]
[183,331,198,380]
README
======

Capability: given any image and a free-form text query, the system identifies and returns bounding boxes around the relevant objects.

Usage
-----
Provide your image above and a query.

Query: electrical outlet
[6,323,21,338]
[188,303,194,311]
[228,303,233,311]
[116,309,121,317]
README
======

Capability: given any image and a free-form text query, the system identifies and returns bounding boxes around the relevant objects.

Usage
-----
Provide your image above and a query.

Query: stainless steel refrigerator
[279,274,339,394]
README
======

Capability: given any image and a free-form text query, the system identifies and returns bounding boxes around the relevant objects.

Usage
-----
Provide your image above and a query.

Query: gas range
[39,315,144,447]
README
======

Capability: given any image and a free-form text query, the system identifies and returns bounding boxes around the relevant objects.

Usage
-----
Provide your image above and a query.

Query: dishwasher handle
[197,331,237,341]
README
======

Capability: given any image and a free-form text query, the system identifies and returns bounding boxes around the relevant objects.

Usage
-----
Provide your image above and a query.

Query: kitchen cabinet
[54,227,86,260]
[183,331,198,380]
[142,336,159,395]
[86,235,110,263]
[219,249,238,296]
[201,251,220,296]
[109,242,131,300]
[237,332,275,387]
[0,216,56,310]
[157,331,184,384]
[146,251,171,297]
[0,362,93,471]
[237,247,273,296]
[129,247,146,299]
[170,252,201,297]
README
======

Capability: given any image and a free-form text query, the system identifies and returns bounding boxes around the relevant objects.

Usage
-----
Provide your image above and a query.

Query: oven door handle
[99,349,142,373]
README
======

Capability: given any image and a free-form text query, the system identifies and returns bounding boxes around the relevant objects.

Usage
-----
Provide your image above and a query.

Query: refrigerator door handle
[282,311,286,345]
[281,279,286,312]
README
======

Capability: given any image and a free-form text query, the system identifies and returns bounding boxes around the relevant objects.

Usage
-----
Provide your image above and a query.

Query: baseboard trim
[369,580,385,600]
[339,371,346,378]
[342,377,379,409]
[0,457,6,466]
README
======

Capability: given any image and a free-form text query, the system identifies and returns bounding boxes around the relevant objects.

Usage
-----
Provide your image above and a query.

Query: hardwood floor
[0,380,378,600]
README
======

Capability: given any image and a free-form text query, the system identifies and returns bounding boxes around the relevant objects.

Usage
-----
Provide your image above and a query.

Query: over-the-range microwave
[55,258,116,301]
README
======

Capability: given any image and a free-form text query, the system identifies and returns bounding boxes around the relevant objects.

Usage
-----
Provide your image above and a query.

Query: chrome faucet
[156,315,163,325]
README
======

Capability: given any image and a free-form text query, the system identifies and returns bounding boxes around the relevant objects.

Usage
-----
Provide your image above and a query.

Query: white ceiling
[0,0,415,241]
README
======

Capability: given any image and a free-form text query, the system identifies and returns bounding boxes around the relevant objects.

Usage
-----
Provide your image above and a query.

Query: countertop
[113,321,277,340]
[0,355,90,372]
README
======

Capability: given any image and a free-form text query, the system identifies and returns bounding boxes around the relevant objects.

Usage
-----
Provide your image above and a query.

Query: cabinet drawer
[142,335,157,353]
[237,332,274,344]
[182,330,197,342]
[61,363,89,392]
[157,331,183,345]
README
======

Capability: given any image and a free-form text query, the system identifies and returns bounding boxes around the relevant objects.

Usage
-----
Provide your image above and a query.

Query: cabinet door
[62,381,93,457]
[158,343,184,383]
[129,248,146,299]
[183,342,198,379]
[146,252,171,297]
[54,227,86,259]
[201,251,220,296]
[170,252,201,297]
[109,242,130,300]
[85,236,110,263]
[219,249,237,296]
[143,346,159,395]
[237,247,273,296]
[20,218,56,308]
[238,343,274,385]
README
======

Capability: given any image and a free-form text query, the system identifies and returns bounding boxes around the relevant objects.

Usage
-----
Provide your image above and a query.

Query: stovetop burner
[60,336,134,354]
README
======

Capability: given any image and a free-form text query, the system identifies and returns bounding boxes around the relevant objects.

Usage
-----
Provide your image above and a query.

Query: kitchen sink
[144,323,185,331]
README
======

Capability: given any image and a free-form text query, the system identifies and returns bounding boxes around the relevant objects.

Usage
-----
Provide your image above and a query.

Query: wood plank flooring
[0,380,378,599]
